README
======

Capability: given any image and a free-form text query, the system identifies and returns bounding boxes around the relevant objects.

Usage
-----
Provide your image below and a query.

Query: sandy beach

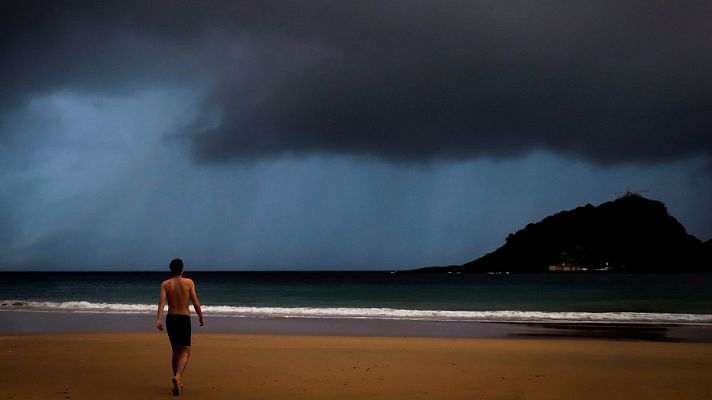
[2,332,711,400]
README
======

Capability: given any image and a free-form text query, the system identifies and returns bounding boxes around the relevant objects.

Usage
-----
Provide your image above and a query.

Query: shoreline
[3,310,712,342]
[2,332,711,399]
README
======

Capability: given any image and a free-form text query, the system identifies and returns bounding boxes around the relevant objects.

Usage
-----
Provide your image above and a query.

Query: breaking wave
[3,299,712,324]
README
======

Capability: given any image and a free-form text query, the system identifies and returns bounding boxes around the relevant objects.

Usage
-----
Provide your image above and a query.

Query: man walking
[156,258,205,396]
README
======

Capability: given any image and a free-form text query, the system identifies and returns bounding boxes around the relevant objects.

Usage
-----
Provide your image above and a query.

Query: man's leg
[176,345,191,379]
[171,345,180,377]
[170,345,183,395]
[171,345,191,395]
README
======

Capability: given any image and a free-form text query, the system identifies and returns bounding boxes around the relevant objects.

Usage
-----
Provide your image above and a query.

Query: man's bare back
[161,276,201,316]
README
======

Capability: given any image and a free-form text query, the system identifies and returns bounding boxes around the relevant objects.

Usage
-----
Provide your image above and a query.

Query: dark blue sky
[1,1,710,270]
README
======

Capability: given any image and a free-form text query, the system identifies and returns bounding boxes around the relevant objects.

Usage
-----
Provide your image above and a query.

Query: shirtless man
[156,258,204,396]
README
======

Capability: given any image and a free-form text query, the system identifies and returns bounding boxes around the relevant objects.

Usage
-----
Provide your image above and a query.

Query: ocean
[2,271,712,324]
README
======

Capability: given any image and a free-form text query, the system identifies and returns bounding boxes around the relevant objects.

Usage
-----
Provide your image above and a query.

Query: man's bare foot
[171,377,180,396]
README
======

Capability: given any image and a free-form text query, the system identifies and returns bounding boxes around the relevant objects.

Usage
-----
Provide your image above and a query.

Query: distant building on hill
[548,264,587,272]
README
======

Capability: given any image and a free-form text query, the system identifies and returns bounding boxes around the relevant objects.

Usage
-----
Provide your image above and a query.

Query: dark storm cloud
[2,1,711,164]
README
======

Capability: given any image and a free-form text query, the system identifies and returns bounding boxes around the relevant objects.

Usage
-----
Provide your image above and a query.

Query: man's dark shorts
[166,314,191,347]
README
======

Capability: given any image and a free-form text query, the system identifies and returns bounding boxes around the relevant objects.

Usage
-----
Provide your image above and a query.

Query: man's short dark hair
[170,258,184,276]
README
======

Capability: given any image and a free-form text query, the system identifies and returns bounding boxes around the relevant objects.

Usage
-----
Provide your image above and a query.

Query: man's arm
[156,283,166,331]
[189,280,205,326]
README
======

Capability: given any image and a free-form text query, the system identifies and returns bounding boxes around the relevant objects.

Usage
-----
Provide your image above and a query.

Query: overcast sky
[1,1,710,270]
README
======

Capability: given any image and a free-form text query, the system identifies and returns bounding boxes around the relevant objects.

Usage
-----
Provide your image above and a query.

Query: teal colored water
[1,271,711,315]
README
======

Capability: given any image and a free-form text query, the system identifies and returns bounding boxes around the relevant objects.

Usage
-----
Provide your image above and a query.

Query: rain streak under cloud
[1,1,711,270]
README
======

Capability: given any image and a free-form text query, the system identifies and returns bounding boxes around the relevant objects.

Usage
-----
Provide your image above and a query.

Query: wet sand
[1,332,711,400]
[3,310,712,341]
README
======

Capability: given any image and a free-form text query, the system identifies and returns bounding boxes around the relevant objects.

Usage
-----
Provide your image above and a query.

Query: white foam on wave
[2,300,711,324]
[0,300,154,313]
